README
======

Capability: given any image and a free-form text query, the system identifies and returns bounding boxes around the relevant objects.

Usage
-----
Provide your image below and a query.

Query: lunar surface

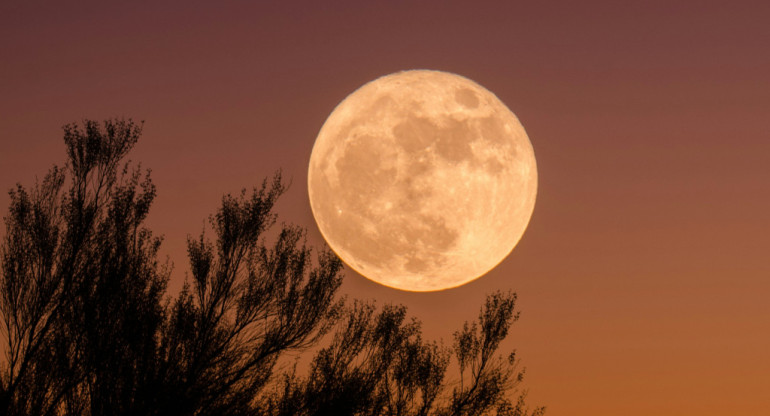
[308,70,537,291]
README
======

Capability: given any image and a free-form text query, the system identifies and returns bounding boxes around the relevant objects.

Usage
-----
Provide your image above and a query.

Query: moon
[308,70,537,291]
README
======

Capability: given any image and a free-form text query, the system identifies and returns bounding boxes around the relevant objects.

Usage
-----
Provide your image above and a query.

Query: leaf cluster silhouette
[0,119,544,416]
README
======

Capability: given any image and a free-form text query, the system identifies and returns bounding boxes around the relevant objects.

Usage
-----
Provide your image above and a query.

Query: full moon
[308,70,537,291]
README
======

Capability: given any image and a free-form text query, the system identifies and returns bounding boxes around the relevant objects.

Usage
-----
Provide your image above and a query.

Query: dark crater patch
[393,116,436,153]
[455,88,479,109]
[418,214,458,252]
[484,157,505,175]
[393,115,475,164]
[478,116,508,146]
[400,214,456,274]
[436,118,474,163]
[336,136,396,206]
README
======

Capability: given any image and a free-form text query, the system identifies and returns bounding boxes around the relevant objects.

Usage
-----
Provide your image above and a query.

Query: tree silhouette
[0,119,544,416]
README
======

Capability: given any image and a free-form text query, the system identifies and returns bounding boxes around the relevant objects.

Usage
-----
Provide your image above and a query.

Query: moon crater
[309,70,537,291]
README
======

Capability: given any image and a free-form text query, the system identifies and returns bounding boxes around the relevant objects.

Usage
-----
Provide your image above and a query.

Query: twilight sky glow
[2,2,769,414]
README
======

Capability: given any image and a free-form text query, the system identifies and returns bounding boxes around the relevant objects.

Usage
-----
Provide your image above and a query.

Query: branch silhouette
[0,119,544,416]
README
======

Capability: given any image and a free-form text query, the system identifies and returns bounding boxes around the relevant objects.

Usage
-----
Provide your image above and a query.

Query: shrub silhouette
[0,119,544,416]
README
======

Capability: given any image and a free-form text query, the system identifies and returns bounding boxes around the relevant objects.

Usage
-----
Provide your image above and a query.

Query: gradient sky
[2,1,769,414]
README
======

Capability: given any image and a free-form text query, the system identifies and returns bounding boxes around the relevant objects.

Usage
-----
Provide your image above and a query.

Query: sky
[2,1,769,414]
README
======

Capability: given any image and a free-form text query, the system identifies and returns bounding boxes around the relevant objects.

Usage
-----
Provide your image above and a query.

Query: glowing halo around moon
[308,70,537,292]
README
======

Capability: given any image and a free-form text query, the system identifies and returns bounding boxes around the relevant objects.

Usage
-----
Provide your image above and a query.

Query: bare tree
[150,174,345,416]
[0,119,543,416]
[0,119,168,415]
[261,292,544,416]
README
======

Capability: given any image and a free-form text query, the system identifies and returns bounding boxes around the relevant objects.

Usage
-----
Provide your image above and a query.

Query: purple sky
[2,2,770,414]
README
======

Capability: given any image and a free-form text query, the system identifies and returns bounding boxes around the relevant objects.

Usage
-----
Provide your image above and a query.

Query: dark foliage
[0,119,544,416]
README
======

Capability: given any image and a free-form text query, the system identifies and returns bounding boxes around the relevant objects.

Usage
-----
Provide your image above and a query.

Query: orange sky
[2,1,769,414]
